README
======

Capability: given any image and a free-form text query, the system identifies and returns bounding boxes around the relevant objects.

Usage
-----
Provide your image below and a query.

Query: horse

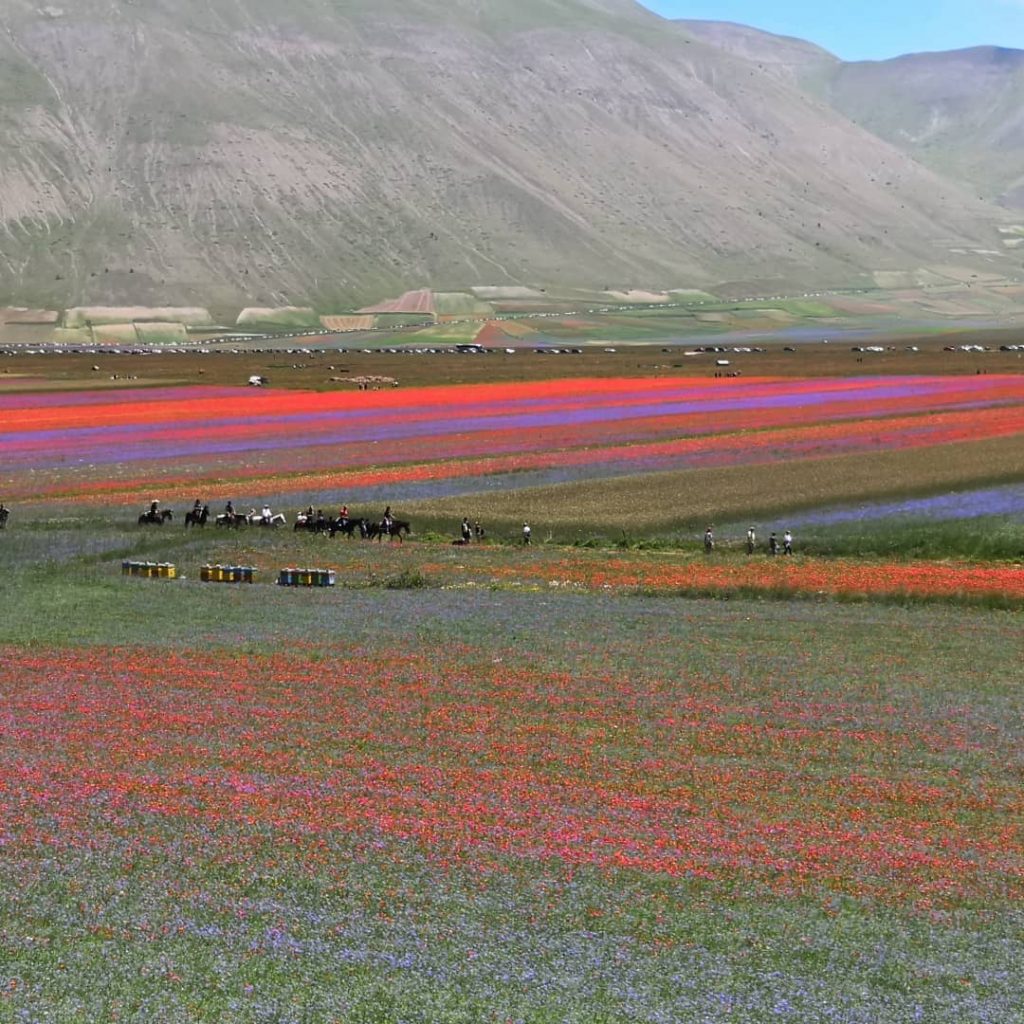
[329,517,367,539]
[184,505,209,528]
[294,513,329,534]
[248,511,286,528]
[367,518,410,543]
[215,512,247,528]
[138,509,173,526]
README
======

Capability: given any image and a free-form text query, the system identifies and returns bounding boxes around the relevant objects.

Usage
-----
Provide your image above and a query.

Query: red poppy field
[4,374,1024,518]
[2,368,1024,1021]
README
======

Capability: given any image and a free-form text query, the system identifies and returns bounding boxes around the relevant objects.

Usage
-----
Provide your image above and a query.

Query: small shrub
[383,568,428,589]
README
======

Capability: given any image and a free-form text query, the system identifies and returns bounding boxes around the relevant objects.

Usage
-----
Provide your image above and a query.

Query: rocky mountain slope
[0,0,1015,308]
[681,21,1024,211]
[827,47,1024,210]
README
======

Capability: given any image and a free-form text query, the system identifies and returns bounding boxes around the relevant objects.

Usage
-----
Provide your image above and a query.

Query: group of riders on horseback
[292,504,410,541]
[139,498,410,541]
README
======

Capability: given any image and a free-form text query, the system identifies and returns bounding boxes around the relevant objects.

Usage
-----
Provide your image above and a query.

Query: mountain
[826,47,1024,209]
[679,22,1024,211]
[675,19,836,81]
[0,1,1015,309]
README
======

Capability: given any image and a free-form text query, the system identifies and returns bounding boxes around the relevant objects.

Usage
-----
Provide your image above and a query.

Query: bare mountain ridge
[672,19,836,79]
[828,47,1024,209]
[681,21,1024,210]
[0,1,1015,308]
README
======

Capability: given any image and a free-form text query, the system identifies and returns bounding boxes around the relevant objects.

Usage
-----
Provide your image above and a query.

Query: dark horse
[138,509,173,526]
[294,513,330,534]
[329,517,368,539]
[366,518,411,543]
[184,505,209,528]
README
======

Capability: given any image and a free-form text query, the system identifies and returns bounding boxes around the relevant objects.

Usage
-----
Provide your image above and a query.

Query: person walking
[783,529,793,556]
[746,526,756,555]
[522,522,532,545]
[704,525,715,553]
[768,532,779,556]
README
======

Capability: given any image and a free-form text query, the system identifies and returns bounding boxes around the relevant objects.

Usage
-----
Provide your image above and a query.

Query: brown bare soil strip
[2,341,1024,391]
[0,308,59,325]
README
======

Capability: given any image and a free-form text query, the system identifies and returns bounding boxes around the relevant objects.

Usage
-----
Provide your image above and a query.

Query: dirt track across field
[3,328,1024,393]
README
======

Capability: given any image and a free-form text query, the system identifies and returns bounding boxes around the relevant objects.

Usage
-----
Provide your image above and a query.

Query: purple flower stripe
[789,483,1024,526]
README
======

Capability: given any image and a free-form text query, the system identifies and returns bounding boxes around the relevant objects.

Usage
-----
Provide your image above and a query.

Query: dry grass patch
[64,306,212,327]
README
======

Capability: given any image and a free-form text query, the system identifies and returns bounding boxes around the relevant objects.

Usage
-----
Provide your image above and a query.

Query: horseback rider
[225,500,234,517]
[0,501,8,528]
[382,505,393,534]
[461,517,472,543]
[262,503,272,525]
[192,498,202,518]
[339,504,349,523]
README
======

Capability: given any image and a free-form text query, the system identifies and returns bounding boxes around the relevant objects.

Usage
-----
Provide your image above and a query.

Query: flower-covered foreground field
[1,586,1023,1023]
[4,376,1024,524]
[3,368,1024,1021]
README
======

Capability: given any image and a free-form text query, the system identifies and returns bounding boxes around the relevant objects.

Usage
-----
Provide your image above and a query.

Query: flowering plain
[2,371,1024,1020]
[4,376,1024,535]
[2,569,1023,1022]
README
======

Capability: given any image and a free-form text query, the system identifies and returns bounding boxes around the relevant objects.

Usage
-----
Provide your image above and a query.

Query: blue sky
[643,0,1024,61]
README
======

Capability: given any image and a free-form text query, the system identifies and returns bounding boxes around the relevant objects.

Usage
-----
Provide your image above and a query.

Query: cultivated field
[1,352,1023,1022]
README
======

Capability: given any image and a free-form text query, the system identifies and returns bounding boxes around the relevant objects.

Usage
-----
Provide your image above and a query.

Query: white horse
[248,511,286,527]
